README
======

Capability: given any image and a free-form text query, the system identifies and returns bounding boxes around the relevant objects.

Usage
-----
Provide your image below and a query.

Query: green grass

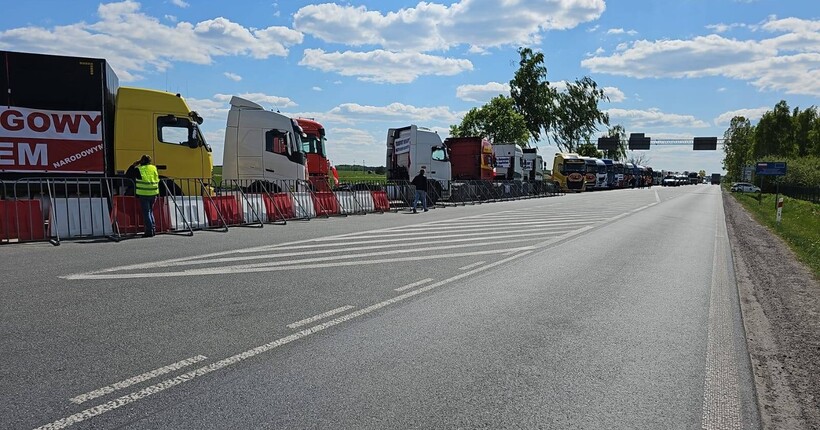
[730,190,820,279]
[213,165,222,184]
[336,170,386,184]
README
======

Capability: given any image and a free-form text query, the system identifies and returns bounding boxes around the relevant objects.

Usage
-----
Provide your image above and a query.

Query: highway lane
[0,185,759,429]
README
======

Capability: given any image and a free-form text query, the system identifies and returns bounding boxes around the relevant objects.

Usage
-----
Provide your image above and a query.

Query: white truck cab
[386,125,451,200]
[522,148,543,182]
[493,144,524,180]
[222,96,307,189]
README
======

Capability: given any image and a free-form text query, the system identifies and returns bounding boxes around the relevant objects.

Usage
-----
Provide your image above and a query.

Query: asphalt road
[1,185,760,429]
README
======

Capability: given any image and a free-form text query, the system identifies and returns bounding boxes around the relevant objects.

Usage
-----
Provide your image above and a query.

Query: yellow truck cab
[114,87,212,194]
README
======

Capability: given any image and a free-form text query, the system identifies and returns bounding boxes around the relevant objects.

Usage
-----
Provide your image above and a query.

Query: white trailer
[386,125,451,201]
[222,96,307,190]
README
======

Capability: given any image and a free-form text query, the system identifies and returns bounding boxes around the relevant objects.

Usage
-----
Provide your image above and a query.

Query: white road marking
[63,247,536,280]
[655,189,661,203]
[286,305,355,329]
[68,355,207,405]
[457,261,485,271]
[394,278,434,292]
[35,251,533,430]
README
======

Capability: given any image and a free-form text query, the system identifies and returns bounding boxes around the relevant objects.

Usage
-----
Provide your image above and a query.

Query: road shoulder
[723,191,820,430]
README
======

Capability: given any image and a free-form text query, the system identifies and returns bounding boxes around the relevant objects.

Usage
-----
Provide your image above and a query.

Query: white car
[730,182,761,193]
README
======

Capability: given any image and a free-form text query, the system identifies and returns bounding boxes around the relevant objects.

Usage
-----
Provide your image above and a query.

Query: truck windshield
[302,136,326,157]
[563,162,585,173]
[432,147,448,161]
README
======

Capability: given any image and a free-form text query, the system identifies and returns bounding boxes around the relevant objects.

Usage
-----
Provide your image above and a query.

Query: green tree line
[723,100,820,186]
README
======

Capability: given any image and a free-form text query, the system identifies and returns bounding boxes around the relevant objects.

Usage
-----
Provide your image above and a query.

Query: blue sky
[2,0,818,175]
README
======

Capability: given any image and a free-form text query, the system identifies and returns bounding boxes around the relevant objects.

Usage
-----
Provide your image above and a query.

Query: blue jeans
[139,195,156,235]
[412,190,428,212]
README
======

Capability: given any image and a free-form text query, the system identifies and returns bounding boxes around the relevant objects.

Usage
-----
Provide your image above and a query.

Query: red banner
[0,107,105,173]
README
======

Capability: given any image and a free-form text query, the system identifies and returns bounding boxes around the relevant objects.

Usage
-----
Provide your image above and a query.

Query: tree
[698,170,706,178]
[754,100,794,158]
[551,77,610,153]
[449,95,530,147]
[509,48,557,144]
[577,143,602,158]
[722,116,754,181]
[627,152,651,166]
[792,106,817,157]
[603,124,628,161]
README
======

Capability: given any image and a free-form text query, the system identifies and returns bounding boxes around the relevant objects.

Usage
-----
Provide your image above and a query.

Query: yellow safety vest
[136,164,160,196]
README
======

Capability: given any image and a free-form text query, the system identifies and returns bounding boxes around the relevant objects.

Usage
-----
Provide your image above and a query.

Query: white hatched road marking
[36,252,534,430]
[287,305,355,329]
[68,355,207,405]
[394,278,434,292]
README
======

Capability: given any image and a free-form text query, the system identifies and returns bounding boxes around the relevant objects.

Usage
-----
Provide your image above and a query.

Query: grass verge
[730,191,820,279]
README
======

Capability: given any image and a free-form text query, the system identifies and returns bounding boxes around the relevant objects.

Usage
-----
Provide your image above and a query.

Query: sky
[1,0,818,175]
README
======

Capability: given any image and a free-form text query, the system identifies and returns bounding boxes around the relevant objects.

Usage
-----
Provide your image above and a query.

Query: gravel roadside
[723,192,820,430]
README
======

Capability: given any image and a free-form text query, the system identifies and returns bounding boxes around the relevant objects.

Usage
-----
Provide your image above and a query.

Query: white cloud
[607,108,710,129]
[329,128,379,147]
[706,23,747,33]
[293,0,606,52]
[223,72,242,82]
[299,49,473,83]
[164,14,177,23]
[714,107,770,125]
[717,87,727,92]
[0,1,303,82]
[455,82,510,102]
[327,102,461,124]
[607,28,637,36]
[581,17,820,96]
[587,25,600,33]
[603,86,626,102]
[312,86,323,91]
[170,0,189,8]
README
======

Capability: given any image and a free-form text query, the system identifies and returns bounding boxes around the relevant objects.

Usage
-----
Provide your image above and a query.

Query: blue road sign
[755,162,787,176]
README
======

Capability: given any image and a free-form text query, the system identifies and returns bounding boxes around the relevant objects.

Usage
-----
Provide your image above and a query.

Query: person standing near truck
[410,169,429,213]
[127,155,160,237]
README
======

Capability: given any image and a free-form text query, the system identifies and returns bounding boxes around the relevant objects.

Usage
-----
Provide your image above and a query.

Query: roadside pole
[776,197,784,225]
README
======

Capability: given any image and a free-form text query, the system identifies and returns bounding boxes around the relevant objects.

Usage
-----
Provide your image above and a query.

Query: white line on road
[34,251,533,430]
[458,261,485,271]
[394,278,434,292]
[68,355,207,405]
[62,247,537,280]
[286,306,355,329]
[655,189,661,203]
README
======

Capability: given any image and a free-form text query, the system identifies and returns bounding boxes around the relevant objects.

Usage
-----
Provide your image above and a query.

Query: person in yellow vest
[128,155,160,237]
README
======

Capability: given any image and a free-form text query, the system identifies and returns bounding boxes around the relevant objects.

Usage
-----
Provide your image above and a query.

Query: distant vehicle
[594,158,608,189]
[688,172,700,185]
[612,161,625,188]
[581,157,598,190]
[601,159,615,188]
[711,173,722,185]
[522,148,544,183]
[552,153,586,192]
[296,118,332,190]
[730,182,760,193]
[663,175,677,187]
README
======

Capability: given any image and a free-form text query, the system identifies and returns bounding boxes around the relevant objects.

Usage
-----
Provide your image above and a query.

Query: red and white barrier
[50,198,113,238]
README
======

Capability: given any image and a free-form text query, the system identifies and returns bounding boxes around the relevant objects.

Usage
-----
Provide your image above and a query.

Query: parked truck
[522,148,543,182]
[444,136,494,202]
[493,144,524,181]
[0,50,212,194]
[711,173,722,185]
[295,117,333,190]
[386,125,451,202]
[221,96,307,191]
[445,136,495,181]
